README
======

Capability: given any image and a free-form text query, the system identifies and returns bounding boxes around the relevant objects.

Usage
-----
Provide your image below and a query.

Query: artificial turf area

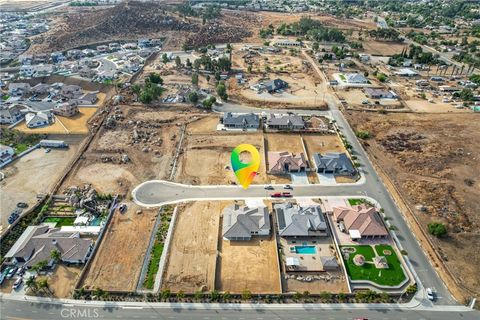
[341,245,406,286]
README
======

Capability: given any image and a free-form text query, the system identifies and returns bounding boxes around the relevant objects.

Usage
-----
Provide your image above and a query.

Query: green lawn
[143,242,164,290]
[341,245,406,286]
[339,74,346,81]
[42,216,76,227]
[348,198,363,206]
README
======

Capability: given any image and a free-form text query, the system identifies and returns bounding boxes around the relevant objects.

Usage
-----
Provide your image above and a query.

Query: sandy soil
[345,111,480,298]
[362,41,408,56]
[82,203,157,292]
[187,115,219,134]
[45,265,82,298]
[0,135,84,231]
[217,230,281,294]
[177,133,267,185]
[303,134,345,157]
[266,133,305,153]
[162,201,229,293]
[284,272,348,294]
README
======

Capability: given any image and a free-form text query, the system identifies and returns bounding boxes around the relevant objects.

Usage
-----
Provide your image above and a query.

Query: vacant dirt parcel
[177,133,267,185]
[217,229,281,294]
[162,201,230,293]
[82,203,157,292]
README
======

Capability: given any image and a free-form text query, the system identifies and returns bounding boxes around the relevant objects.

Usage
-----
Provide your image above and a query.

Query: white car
[426,287,434,301]
[12,277,23,290]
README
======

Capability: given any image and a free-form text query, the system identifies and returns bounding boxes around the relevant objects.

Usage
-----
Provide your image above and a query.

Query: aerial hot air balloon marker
[230,144,260,189]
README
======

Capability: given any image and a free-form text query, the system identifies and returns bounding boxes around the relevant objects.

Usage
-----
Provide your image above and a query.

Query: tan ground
[15,108,98,134]
[187,115,219,134]
[217,232,281,294]
[0,135,84,231]
[177,133,268,185]
[303,134,345,158]
[339,89,402,109]
[284,272,348,294]
[362,41,408,56]
[405,99,470,113]
[44,265,82,298]
[82,203,157,292]
[345,111,480,299]
[162,201,229,293]
[266,133,305,153]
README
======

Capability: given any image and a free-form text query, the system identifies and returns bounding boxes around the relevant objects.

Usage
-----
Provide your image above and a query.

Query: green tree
[175,56,182,68]
[186,58,192,68]
[176,290,185,300]
[192,73,199,86]
[25,276,38,293]
[319,291,332,301]
[406,284,417,295]
[376,73,387,82]
[337,292,347,302]
[241,289,251,300]
[194,291,203,300]
[93,287,105,298]
[210,290,220,301]
[216,82,228,101]
[293,292,302,300]
[161,289,171,301]
[37,279,51,295]
[222,291,231,301]
[148,73,163,85]
[247,65,253,73]
[188,92,199,104]
[50,249,61,263]
[428,222,447,237]
[161,53,169,64]
[132,84,141,95]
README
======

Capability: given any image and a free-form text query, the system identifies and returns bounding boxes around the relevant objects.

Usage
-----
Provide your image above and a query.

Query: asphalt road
[1,299,478,320]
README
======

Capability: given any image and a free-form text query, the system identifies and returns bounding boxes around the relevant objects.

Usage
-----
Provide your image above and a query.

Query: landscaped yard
[341,245,406,286]
[42,216,76,227]
[347,198,374,207]
[143,206,174,290]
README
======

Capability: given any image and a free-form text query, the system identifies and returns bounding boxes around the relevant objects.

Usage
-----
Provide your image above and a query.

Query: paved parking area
[290,172,309,185]
[317,173,337,185]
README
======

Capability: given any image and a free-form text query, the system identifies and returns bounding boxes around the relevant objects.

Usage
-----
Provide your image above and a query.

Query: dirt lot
[162,201,229,293]
[0,135,84,232]
[176,133,268,185]
[345,111,480,298]
[303,134,345,159]
[82,203,157,292]
[217,230,281,294]
[284,272,348,294]
[187,115,219,134]
[266,133,304,153]
[362,40,408,56]
[42,265,82,298]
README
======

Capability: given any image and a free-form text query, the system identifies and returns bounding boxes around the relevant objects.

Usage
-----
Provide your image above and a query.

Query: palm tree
[176,290,185,300]
[25,276,38,293]
[50,249,61,263]
[37,279,51,295]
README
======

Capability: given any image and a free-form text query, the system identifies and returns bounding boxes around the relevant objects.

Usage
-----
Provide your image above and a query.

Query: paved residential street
[1,297,478,320]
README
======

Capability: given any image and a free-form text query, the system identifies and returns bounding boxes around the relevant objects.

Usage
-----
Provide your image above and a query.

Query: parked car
[7,211,20,225]
[12,277,23,290]
[264,185,274,190]
[6,267,18,279]
[44,148,51,153]
[283,185,293,190]
[271,192,282,198]
[0,273,5,285]
[16,266,26,276]
[119,203,127,213]
[282,192,292,197]
[426,288,435,301]
[17,202,28,208]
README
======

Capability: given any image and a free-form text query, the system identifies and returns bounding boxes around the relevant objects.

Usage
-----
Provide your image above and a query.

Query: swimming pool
[295,246,317,254]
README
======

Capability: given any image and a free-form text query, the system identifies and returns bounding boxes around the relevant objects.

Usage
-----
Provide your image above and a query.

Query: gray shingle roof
[223,112,259,127]
[222,204,270,240]
[313,152,356,175]
[267,114,304,127]
[275,203,327,237]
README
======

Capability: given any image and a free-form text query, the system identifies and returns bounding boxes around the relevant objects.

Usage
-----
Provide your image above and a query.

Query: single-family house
[25,111,53,128]
[31,83,51,95]
[268,151,308,174]
[264,78,288,93]
[313,152,356,176]
[222,204,270,241]
[0,145,15,165]
[267,114,305,131]
[274,203,327,237]
[222,112,259,129]
[332,204,388,240]
[8,82,30,96]
[345,73,368,84]
[61,85,83,99]
[72,92,98,106]
[0,104,25,124]
[53,101,79,117]
[395,68,419,77]
[4,225,93,268]
[364,88,397,99]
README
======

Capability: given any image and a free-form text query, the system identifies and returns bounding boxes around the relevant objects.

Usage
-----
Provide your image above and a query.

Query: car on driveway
[282,192,292,197]
[17,202,28,208]
[283,185,293,189]
[271,192,282,198]
[426,288,435,301]
[12,277,23,290]
[6,267,18,279]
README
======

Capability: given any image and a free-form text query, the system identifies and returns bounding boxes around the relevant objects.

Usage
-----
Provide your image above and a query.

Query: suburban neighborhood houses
[0,1,479,319]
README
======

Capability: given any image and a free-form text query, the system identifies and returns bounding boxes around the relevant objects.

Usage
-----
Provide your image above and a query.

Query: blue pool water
[295,246,317,254]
